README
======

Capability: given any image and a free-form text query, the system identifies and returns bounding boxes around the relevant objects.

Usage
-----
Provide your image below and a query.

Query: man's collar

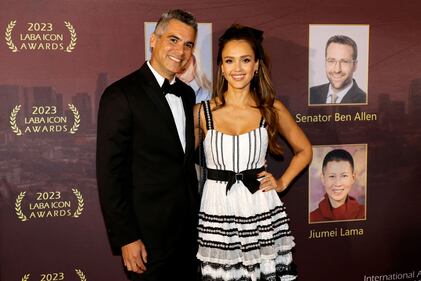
[327,80,354,103]
[147,61,176,87]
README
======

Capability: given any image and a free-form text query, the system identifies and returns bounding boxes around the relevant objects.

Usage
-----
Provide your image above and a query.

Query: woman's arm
[193,103,206,149]
[273,99,313,192]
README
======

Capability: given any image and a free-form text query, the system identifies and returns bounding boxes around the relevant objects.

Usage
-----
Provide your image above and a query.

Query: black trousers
[127,241,199,281]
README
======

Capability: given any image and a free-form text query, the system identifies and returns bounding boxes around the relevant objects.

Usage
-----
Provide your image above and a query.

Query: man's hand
[121,240,148,274]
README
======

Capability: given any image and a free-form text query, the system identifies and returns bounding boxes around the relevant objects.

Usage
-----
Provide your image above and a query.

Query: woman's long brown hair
[213,24,283,156]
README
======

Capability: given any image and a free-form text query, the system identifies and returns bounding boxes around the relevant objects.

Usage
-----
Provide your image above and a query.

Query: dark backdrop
[1,1,420,280]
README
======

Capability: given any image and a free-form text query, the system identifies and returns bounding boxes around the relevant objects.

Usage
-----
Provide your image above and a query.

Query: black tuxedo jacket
[309,79,367,105]
[96,63,199,256]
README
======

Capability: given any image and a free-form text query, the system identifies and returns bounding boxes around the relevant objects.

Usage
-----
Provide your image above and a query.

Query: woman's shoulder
[202,98,219,110]
[272,98,292,116]
[273,98,286,109]
[194,98,217,113]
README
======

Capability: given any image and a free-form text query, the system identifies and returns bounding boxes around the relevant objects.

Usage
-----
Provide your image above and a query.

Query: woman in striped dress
[193,24,312,281]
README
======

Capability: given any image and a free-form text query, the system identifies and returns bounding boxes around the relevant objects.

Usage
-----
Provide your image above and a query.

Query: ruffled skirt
[197,180,297,281]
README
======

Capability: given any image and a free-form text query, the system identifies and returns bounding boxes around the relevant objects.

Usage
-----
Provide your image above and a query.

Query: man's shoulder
[99,65,151,104]
[177,78,194,91]
[310,83,329,94]
[352,82,366,96]
[309,83,329,104]
[345,80,367,103]
[176,78,196,103]
[108,64,148,90]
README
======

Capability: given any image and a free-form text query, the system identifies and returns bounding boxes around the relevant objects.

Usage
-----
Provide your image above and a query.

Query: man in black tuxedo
[309,35,367,105]
[96,9,199,281]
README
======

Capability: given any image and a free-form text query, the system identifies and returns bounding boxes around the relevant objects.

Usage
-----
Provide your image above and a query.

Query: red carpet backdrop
[1,1,420,280]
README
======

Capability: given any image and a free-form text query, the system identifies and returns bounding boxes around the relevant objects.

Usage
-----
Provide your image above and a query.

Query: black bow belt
[206,167,265,194]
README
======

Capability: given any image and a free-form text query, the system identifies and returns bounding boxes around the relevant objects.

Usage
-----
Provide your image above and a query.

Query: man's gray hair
[154,9,198,35]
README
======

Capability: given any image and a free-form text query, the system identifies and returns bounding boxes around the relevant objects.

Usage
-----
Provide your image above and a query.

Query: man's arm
[96,85,140,255]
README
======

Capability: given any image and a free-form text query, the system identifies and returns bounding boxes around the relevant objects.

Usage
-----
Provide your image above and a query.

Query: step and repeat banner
[1,1,420,280]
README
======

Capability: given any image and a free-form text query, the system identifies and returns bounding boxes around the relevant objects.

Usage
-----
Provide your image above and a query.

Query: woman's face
[321,160,356,208]
[220,39,259,91]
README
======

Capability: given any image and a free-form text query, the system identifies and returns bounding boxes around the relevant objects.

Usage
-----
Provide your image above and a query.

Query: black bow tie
[161,79,181,97]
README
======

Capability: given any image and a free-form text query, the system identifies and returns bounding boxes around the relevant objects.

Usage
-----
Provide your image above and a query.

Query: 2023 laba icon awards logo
[20,269,88,281]
[5,20,77,52]
[15,188,84,221]
[10,104,80,135]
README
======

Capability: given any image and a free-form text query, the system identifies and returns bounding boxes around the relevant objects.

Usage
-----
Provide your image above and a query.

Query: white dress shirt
[147,61,186,152]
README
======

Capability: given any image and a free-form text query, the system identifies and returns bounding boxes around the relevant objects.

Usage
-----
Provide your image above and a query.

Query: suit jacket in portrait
[309,79,367,105]
[96,62,199,256]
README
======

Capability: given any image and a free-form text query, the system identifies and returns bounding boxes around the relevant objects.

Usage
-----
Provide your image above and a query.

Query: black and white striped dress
[197,101,297,281]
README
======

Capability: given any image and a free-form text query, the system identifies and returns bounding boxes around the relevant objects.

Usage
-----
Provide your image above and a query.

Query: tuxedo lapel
[177,79,194,160]
[138,65,184,155]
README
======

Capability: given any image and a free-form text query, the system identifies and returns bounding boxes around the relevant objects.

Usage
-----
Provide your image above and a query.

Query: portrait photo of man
[308,25,369,106]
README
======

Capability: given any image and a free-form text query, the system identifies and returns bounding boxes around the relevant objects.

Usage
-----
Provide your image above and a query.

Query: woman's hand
[258,171,287,193]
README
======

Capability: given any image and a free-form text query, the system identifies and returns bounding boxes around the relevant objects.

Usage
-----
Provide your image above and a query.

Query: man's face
[150,19,196,80]
[321,160,356,208]
[325,42,357,93]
